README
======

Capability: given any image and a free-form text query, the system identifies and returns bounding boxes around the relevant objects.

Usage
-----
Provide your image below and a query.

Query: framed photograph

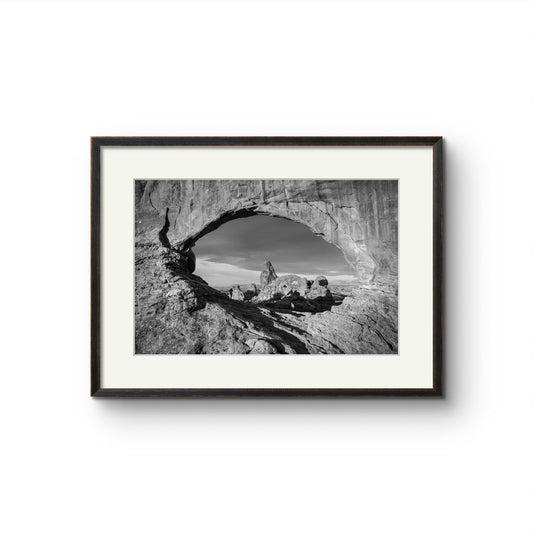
[91,137,443,397]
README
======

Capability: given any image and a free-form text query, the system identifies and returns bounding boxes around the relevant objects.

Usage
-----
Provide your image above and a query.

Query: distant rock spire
[260,260,277,287]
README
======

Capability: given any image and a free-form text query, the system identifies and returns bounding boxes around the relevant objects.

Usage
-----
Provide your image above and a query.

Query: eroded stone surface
[229,285,245,301]
[307,275,333,301]
[135,243,398,354]
[250,339,278,354]
[136,179,398,282]
[243,283,259,300]
[314,276,328,287]
[260,260,277,287]
[254,274,309,302]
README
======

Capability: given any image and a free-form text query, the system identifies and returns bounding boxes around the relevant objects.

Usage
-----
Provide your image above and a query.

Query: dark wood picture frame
[91,136,443,398]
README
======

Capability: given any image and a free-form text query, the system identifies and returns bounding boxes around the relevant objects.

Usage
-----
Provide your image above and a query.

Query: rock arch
[135,179,398,282]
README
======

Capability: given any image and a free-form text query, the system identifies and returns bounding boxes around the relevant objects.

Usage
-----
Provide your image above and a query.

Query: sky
[193,215,356,287]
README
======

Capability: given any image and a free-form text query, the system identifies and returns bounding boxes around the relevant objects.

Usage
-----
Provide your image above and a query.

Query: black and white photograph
[135,179,398,355]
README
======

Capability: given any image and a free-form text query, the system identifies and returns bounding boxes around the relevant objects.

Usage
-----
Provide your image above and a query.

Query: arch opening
[191,212,355,291]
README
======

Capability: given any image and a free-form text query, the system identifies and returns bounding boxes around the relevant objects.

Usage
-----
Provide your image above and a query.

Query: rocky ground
[135,243,398,355]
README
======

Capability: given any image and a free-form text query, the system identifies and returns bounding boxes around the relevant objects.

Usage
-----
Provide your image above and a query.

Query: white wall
[1,1,532,532]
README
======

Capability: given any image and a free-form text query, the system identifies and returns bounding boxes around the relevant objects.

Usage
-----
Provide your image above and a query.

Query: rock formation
[229,285,245,301]
[307,275,333,301]
[157,206,196,273]
[243,283,259,300]
[134,179,399,355]
[249,339,278,354]
[314,275,328,287]
[135,241,398,354]
[136,179,398,282]
[260,261,277,287]
[254,274,309,302]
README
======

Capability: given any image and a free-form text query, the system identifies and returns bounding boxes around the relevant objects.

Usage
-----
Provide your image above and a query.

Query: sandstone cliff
[136,179,397,282]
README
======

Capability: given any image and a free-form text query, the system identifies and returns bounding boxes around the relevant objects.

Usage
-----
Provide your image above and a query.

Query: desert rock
[244,283,259,300]
[135,242,397,354]
[260,261,277,287]
[136,179,398,282]
[307,275,333,301]
[250,339,278,354]
[229,285,245,301]
[255,274,309,302]
[314,275,328,287]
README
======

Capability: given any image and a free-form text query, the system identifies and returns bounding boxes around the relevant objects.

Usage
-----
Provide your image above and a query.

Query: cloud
[278,272,356,284]
[195,259,261,288]
[195,259,356,288]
